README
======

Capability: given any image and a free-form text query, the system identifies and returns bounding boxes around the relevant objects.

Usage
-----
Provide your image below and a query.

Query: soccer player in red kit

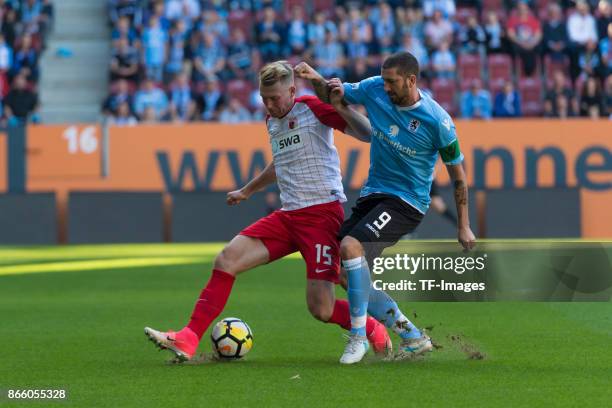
[144,61,390,361]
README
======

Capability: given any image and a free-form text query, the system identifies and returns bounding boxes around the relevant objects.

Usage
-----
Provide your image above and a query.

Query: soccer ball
[211,317,253,359]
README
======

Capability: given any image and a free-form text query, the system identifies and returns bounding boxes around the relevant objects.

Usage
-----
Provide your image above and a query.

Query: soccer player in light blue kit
[295,52,476,364]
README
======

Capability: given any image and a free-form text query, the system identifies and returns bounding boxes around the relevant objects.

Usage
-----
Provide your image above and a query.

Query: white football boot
[397,333,433,359]
[339,333,370,364]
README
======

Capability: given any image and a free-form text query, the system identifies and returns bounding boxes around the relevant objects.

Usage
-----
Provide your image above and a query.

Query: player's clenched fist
[293,62,318,80]
[328,78,344,105]
[227,189,249,206]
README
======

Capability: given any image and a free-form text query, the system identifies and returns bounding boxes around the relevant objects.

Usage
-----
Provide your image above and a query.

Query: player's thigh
[342,197,424,262]
[214,235,271,275]
[305,279,336,321]
[292,203,344,283]
[231,210,298,274]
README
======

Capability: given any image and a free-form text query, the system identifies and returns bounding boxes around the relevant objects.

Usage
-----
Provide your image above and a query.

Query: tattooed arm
[446,163,476,250]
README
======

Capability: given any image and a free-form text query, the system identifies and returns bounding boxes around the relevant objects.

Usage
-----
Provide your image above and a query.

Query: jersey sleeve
[434,110,464,165]
[342,76,380,105]
[297,95,347,131]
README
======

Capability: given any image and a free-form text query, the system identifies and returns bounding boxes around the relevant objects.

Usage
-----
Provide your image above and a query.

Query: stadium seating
[458,54,482,91]
[518,77,543,116]
[431,78,457,116]
[102,0,610,123]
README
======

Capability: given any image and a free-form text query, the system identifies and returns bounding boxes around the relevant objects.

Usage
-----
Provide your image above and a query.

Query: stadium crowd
[104,0,612,124]
[0,0,53,126]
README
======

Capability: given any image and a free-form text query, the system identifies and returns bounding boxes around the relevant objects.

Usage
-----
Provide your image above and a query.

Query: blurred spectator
[579,76,603,118]
[249,87,265,120]
[168,72,196,122]
[396,8,425,43]
[198,9,229,41]
[597,0,612,40]
[459,15,486,55]
[5,75,39,125]
[308,11,337,48]
[345,28,370,61]
[604,74,612,118]
[12,34,39,82]
[600,22,612,75]
[397,33,429,70]
[226,28,254,80]
[567,1,598,46]
[146,1,170,31]
[109,0,142,26]
[165,20,187,81]
[339,7,372,44]
[542,3,568,62]
[484,11,504,54]
[21,0,44,34]
[432,41,456,78]
[345,57,377,83]
[103,79,132,116]
[370,2,396,46]
[286,6,308,56]
[255,7,284,62]
[192,32,226,82]
[109,100,138,126]
[314,30,345,78]
[133,78,169,120]
[2,8,18,48]
[544,70,576,117]
[141,106,159,124]
[112,16,138,47]
[142,16,167,82]
[460,79,492,119]
[219,97,252,123]
[165,0,200,23]
[424,9,453,50]
[199,76,225,121]
[0,34,12,73]
[110,38,139,83]
[493,81,522,117]
[579,39,602,78]
[507,1,542,77]
[423,0,456,18]
[295,78,315,97]
[548,94,575,119]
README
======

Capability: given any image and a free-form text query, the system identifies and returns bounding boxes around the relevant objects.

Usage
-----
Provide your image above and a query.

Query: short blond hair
[259,61,294,87]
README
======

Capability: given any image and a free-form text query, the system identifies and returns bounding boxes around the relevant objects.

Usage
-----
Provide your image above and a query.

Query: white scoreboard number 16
[62,126,98,154]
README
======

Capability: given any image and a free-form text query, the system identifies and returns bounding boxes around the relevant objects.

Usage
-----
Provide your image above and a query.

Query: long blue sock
[342,257,371,337]
[368,286,422,339]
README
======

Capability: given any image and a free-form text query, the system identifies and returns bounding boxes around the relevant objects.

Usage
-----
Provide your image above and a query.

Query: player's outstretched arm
[446,163,476,250]
[328,78,371,142]
[293,62,330,104]
[227,162,277,206]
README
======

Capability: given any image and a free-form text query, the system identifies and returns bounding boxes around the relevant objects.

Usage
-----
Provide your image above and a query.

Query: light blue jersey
[343,76,463,213]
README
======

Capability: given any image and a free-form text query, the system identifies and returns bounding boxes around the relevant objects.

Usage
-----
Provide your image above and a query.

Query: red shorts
[240,200,344,282]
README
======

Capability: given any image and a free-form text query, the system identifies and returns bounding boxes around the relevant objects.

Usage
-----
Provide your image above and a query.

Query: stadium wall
[0,120,610,241]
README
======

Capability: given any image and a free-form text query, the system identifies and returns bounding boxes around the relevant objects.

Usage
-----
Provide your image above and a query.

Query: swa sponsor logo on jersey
[271,134,301,154]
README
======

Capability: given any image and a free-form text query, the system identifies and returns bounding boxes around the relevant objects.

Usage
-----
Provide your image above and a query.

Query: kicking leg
[338,251,431,357]
[339,235,371,364]
[306,279,392,356]
[145,235,270,361]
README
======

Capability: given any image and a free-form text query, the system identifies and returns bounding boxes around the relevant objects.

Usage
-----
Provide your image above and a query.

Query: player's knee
[307,300,333,322]
[213,245,241,276]
[340,236,364,260]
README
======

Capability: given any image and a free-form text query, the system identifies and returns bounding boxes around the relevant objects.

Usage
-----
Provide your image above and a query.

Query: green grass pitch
[0,243,610,407]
